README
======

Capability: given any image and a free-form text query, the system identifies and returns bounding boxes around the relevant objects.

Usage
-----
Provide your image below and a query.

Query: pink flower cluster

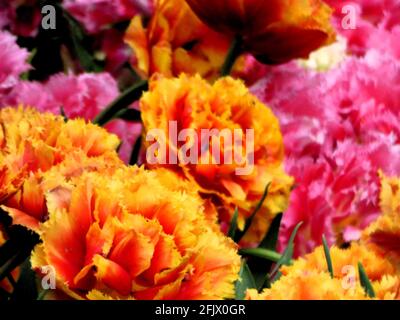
[62,0,154,74]
[64,0,154,34]
[251,3,400,256]
[0,1,154,74]
[326,0,400,58]
[0,30,140,163]
[0,1,42,37]
[0,31,30,90]
[1,0,154,35]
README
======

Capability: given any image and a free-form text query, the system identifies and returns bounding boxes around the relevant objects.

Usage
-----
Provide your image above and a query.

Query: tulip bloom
[31,167,240,300]
[125,0,245,81]
[362,172,400,260]
[185,0,336,64]
[2,151,123,231]
[141,74,293,245]
[247,243,400,300]
[0,107,122,230]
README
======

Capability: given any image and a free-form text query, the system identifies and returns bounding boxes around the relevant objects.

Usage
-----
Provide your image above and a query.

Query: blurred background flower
[0,28,141,163]
[247,243,400,300]
[124,0,245,81]
[0,31,30,91]
[185,0,336,64]
[251,41,400,256]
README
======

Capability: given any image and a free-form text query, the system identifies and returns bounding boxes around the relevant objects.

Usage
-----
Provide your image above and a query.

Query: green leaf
[114,108,142,122]
[0,252,24,283]
[269,221,303,283]
[58,4,102,72]
[220,36,243,77]
[235,261,257,300]
[234,183,270,243]
[228,207,239,240]
[0,227,40,283]
[246,213,283,290]
[60,106,68,122]
[358,262,375,298]
[259,213,282,250]
[239,248,282,263]
[116,141,123,153]
[37,290,49,301]
[10,259,38,301]
[20,48,37,80]
[71,36,102,72]
[322,234,334,279]
[94,80,148,127]
[129,135,143,165]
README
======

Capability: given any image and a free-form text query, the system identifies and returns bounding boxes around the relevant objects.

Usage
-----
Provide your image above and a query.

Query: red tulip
[185,0,336,64]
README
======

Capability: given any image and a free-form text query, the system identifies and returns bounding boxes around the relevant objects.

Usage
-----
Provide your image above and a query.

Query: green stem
[220,36,243,77]
[94,80,148,126]
[37,290,49,300]
[234,183,270,243]
[322,234,334,279]
[129,135,143,166]
[358,262,376,298]
[0,252,20,282]
[239,248,283,263]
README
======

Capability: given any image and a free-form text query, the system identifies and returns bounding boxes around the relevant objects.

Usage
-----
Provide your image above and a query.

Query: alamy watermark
[341,265,357,293]
[41,5,56,30]
[341,4,357,30]
[146,121,255,176]
[40,265,56,290]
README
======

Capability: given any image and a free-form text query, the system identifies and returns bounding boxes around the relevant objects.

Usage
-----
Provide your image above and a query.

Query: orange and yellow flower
[246,272,369,300]
[0,107,64,203]
[247,272,400,300]
[247,243,400,300]
[185,0,336,64]
[124,0,245,81]
[0,107,122,230]
[279,244,398,281]
[31,166,240,300]
[141,74,293,245]
[2,150,123,231]
[362,172,400,260]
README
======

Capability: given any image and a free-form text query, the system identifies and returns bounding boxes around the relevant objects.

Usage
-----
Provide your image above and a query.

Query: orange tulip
[247,243,400,300]
[247,272,370,300]
[362,172,400,261]
[31,167,240,300]
[185,0,336,64]
[125,0,245,80]
[141,74,293,245]
[0,107,122,230]
[2,151,123,231]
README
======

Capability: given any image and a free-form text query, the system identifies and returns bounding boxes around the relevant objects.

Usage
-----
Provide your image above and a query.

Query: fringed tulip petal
[141,74,293,245]
[31,167,241,300]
